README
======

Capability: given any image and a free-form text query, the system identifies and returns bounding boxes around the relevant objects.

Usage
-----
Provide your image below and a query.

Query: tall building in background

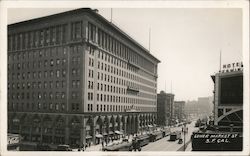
[173,101,185,123]
[185,96,213,120]
[184,100,198,120]
[197,97,213,117]
[157,91,174,126]
[7,8,160,148]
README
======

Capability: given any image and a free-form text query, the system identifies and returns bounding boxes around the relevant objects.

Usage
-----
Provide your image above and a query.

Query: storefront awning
[86,135,92,139]
[95,134,103,138]
[115,130,123,135]
[103,132,108,136]
[109,131,114,135]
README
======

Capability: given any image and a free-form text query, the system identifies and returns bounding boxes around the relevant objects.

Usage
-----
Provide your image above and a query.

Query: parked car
[169,131,182,141]
[55,144,72,151]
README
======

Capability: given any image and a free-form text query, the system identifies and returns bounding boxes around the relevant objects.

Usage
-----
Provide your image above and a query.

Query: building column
[29,125,32,141]
[52,127,55,144]
[80,116,86,147]
[136,114,140,134]
[65,116,70,145]
[40,117,43,143]
[123,116,127,136]
[92,116,97,145]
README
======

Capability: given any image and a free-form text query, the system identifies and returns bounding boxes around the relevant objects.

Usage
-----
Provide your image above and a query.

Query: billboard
[220,75,243,105]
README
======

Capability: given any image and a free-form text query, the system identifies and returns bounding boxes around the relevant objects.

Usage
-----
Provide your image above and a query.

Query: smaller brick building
[157,91,174,126]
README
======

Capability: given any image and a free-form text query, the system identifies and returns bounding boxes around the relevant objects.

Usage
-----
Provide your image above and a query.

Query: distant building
[185,96,213,120]
[173,101,185,123]
[197,97,213,117]
[157,91,174,126]
[185,100,199,119]
[211,63,243,132]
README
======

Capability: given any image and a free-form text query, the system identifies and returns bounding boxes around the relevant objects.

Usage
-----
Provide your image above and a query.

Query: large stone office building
[7,8,160,147]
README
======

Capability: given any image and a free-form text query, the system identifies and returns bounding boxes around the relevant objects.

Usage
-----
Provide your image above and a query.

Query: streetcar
[102,141,133,151]
[149,131,163,142]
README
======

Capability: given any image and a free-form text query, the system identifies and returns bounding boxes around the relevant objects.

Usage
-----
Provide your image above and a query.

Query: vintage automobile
[169,131,182,141]
[161,127,171,137]
[55,144,72,151]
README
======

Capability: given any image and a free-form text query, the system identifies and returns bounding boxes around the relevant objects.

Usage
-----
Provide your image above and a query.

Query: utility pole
[183,123,186,151]
[149,28,151,52]
[110,8,113,23]
[219,50,222,73]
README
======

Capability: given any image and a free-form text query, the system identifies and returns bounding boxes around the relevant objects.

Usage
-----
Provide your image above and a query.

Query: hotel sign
[221,62,243,73]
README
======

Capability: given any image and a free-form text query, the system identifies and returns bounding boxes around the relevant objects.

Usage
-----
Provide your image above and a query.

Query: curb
[177,140,191,151]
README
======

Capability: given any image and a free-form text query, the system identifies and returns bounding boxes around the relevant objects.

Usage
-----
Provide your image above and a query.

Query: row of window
[8,59,67,71]
[9,69,67,80]
[94,104,155,112]
[9,102,65,111]
[8,81,66,90]
[8,47,67,61]
[8,24,67,51]
[9,92,66,100]
[95,93,155,105]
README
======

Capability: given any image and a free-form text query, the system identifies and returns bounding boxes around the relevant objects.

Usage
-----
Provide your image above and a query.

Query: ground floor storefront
[8,112,157,149]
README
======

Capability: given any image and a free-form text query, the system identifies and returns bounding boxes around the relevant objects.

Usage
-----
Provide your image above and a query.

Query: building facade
[173,101,185,123]
[211,62,243,132]
[7,8,160,147]
[157,91,174,126]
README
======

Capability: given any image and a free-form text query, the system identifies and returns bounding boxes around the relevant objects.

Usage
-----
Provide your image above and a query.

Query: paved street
[142,121,198,151]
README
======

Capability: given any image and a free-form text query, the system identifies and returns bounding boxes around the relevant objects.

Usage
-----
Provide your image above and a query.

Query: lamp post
[183,123,187,151]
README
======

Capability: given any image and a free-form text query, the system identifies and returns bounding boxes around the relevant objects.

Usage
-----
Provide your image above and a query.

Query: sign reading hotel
[221,62,243,73]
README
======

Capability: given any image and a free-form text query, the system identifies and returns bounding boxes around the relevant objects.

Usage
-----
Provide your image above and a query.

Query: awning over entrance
[148,125,153,128]
[95,134,103,138]
[86,135,92,139]
[115,130,123,135]
[103,132,108,136]
[109,131,114,135]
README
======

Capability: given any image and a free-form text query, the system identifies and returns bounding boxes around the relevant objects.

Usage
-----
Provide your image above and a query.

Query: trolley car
[136,134,150,147]
[102,142,133,151]
[149,131,163,142]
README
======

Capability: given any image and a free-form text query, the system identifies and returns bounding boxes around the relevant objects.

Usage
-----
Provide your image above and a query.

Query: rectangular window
[88,22,96,42]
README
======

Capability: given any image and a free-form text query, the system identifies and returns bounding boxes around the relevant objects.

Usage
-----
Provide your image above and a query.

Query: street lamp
[183,123,187,151]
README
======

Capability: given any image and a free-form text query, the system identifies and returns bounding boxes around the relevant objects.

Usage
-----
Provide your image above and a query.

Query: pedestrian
[101,141,104,147]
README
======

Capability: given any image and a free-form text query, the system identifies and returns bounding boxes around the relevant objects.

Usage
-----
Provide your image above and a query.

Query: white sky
[7,8,242,101]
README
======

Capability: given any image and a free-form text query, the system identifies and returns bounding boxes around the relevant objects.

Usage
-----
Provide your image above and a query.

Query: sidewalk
[85,144,102,151]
